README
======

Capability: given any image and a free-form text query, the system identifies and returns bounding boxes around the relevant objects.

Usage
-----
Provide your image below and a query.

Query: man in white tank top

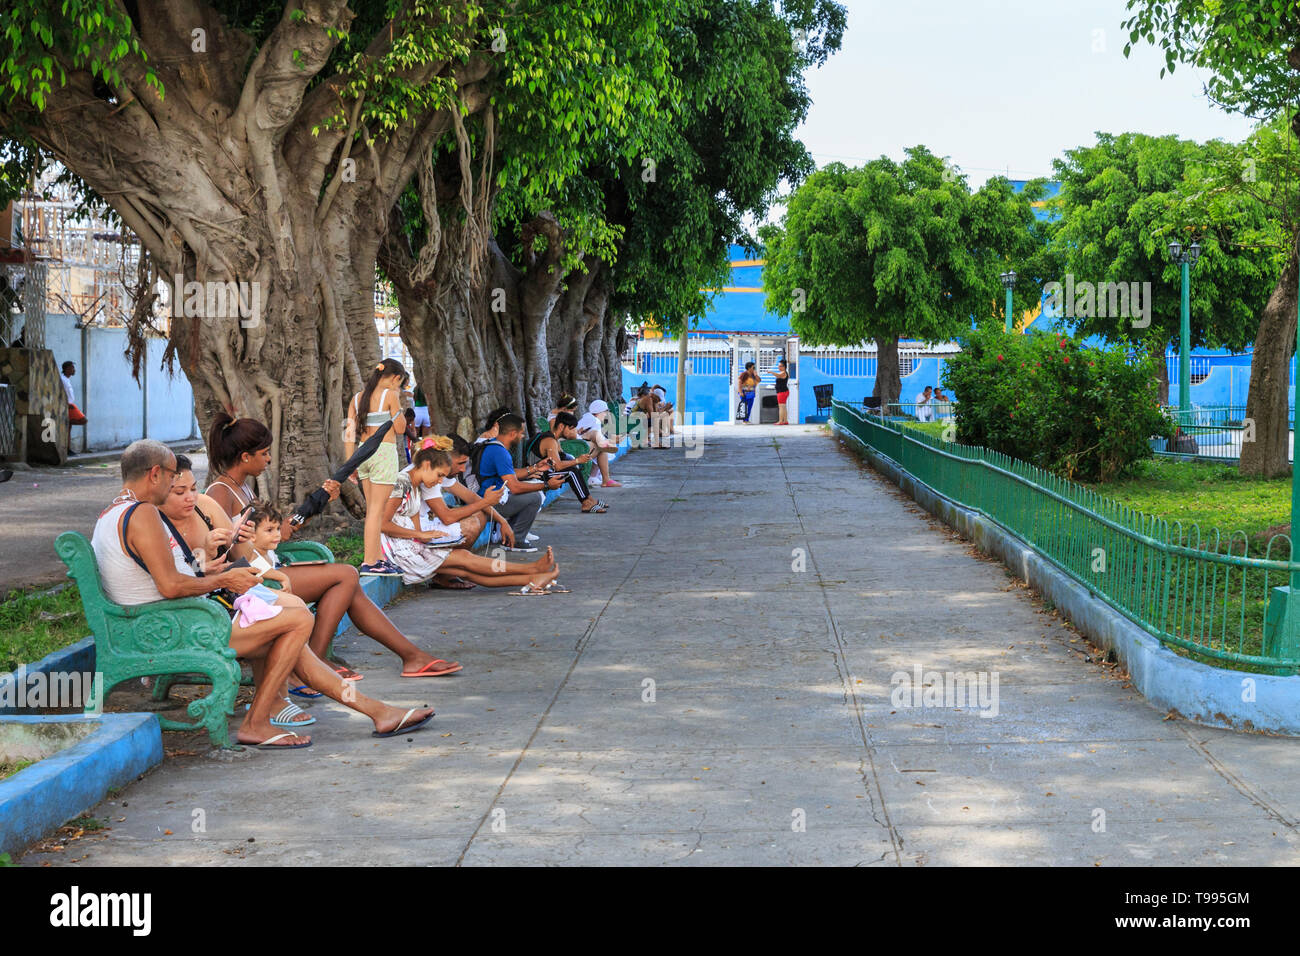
[93,440,316,747]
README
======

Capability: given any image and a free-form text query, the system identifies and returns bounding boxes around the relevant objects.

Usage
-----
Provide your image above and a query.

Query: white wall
[39,313,199,451]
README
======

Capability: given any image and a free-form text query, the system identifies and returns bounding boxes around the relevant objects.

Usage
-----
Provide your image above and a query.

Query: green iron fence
[1153,404,1293,463]
[832,400,1300,674]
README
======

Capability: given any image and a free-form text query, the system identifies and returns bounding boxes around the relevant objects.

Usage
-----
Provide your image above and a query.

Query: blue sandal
[288,684,324,700]
[247,698,317,727]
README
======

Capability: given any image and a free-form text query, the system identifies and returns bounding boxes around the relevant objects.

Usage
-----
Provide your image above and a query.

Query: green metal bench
[56,530,243,749]
[56,533,338,749]
[278,540,335,564]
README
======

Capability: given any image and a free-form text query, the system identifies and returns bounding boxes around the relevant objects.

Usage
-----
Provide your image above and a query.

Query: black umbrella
[290,418,394,525]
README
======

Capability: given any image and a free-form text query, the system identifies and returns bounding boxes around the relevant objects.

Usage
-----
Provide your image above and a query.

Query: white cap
[589,399,609,414]
[651,385,666,394]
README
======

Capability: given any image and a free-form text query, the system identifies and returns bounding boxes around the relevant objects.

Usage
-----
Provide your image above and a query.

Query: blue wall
[624,355,952,424]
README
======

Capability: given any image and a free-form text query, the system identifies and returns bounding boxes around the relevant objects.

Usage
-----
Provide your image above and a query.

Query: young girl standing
[347,359,408,577]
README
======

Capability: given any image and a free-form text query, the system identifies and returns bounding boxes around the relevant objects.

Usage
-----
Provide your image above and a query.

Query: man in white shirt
[915,386,934,423]
[61,361,87,425]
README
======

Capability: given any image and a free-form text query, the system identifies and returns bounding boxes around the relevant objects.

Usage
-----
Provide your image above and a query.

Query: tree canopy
[1045,131,1278,369]
[760,148,1045,402]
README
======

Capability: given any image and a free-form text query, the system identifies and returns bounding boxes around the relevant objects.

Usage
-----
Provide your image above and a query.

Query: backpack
[470,439,505,485]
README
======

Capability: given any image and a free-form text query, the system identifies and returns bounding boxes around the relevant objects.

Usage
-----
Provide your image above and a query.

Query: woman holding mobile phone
[205,416,463,684]
[381,447,562,593]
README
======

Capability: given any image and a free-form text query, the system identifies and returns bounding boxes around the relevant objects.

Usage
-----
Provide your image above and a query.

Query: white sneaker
[525,533,540,543]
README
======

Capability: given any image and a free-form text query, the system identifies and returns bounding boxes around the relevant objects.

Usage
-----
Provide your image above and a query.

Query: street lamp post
[1167,239,1201,429]
[1000,270,1017,333]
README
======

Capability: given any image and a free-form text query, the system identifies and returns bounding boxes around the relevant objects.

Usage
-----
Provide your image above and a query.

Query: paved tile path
[24,425,1300,865]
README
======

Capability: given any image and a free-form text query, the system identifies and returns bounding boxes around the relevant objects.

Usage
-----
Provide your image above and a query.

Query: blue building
[627,179,1281,422]
[621,244,956,424]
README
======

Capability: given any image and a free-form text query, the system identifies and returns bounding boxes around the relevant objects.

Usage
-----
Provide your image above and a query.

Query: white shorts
[413,406,431,428]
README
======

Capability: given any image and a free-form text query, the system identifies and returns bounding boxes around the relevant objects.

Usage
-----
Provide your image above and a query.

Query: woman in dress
[381,446,564,594]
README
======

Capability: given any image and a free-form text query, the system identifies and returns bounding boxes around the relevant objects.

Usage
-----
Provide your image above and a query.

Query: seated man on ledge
[525,411,608,513]
[577,399,622,485]
[91,439,434,749]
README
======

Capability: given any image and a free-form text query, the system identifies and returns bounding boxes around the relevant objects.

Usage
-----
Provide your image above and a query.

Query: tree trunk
[874,334,902,406]
[1155,344,1170,406]
[1240,242,1299,478]
[4,4,494,507]
[381,123,629,438]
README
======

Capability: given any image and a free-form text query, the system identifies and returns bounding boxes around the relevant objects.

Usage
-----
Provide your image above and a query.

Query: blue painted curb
[0,713,163,856]
[834,421,1300,737]
[0,637,95,717]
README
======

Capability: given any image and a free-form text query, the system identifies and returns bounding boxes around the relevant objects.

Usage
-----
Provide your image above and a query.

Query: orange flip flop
[401,659,463,677]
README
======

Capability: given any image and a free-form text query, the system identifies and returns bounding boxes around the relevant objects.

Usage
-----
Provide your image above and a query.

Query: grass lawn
[0,758,34,782]
[1090,458,1291,555]
[322,532,364,567]
[0,586,88,674]
[900,421,953,440]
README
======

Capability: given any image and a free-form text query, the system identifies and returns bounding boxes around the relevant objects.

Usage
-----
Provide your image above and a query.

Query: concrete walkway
[21,425,1300,865]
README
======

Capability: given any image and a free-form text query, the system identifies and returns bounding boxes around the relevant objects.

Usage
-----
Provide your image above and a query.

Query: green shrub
[942,326,1172,482]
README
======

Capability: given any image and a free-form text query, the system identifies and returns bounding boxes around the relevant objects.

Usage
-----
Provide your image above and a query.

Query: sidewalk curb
[835,423,1300,737]
[0,714,163,857]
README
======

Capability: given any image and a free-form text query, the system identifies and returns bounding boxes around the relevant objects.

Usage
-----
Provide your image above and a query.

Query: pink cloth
[232,593,283,629]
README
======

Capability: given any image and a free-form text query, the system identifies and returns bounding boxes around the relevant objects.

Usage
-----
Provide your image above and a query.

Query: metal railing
[635,350,732,377]
[1165,352,1211,386]
[832,400,1300,674]
[1154,405,1294,463]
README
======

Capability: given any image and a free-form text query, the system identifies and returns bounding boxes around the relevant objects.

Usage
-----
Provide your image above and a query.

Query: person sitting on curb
[525,411,608,513]
[98,440,435,748]
[576,399,622,486]
[629,386,672,449]
[474,413,565,551]
[389,433,508,589]
[651,385,676,440]
[418,434,514,582]
[475,406,511,446]
[382,446,562,594]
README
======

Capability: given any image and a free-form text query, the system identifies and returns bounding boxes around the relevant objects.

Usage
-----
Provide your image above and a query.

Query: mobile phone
[216,507,254,558]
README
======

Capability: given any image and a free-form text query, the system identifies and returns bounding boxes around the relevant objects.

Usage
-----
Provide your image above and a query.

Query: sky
[793,0,1259,188]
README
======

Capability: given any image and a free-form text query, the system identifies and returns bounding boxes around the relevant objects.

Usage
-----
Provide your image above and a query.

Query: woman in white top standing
[346,358,409,577]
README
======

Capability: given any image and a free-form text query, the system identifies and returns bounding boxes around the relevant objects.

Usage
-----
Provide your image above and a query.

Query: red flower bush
[942,326,1172,482]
